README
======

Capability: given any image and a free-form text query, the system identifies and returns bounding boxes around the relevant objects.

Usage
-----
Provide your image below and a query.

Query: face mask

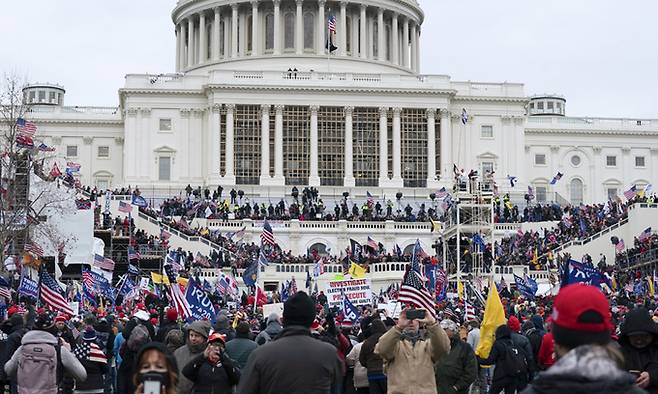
[138,370,168,386]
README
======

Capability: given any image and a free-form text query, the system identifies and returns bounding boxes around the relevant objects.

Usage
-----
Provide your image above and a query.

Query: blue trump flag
[18,273,38,300]
[342,292,360,322]
[185,278,217,323]
[242,261,258,287]
[131,195,148,208]
[567,260,610,288]
[514,274,537,299]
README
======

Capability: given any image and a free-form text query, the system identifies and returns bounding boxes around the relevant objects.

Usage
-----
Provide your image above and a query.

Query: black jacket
[477,325,523,385]
[156,321,179,343]
[182,353,239,394]
[0,315,26,381]
[435,336,478,394]
[75,356,108,391]
[237,326,342,394]
[619,308,658,394]
[358,319,387,375]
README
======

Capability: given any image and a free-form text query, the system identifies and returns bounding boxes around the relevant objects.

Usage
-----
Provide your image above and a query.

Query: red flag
[256,286,268,306]
[50,163,62,178]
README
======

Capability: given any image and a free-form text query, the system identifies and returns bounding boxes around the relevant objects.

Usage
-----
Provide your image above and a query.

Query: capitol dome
[171,0,425,74]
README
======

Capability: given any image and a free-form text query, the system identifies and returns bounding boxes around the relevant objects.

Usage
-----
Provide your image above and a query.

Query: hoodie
[619,308,658,394]
[255,314,283,345]
[213,314,235,342]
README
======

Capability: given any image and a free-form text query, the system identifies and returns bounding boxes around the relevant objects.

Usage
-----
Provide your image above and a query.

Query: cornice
[452,95,529,104]
[27,119,124,126]
[205,84,457,96]
[525,128,658,136]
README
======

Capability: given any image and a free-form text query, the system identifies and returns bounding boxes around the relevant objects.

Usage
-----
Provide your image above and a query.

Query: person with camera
[182,332,240,394]
[374,308,450,394]
[133,342,178,394]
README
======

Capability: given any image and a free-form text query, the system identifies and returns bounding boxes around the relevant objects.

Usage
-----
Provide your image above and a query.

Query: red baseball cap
[551,284,613,347]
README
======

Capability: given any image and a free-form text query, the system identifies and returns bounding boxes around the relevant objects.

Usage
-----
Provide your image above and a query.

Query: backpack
[502,342,527,376]
[17,342,62,394]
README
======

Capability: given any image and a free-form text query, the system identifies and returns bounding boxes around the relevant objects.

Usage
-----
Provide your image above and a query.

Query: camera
[405,308,426,320]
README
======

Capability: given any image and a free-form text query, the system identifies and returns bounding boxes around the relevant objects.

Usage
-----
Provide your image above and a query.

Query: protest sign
[323,278,372,309]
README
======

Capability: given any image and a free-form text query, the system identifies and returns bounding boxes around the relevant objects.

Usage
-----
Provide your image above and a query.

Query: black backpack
[502,342,528,376]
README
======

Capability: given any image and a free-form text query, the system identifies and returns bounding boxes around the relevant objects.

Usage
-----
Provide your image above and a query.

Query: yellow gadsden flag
[348,262,367,279]
[151,272,170,285]
[475,279,507,359]
[457,279,464,301]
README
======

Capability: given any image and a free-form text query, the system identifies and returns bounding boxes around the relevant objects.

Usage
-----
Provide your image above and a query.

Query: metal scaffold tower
[442,175,495,287]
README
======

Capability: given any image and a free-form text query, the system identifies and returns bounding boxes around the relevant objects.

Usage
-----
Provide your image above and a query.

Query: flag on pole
[326,14,338,52]
[164,264,192,320]
[399,241,436,318]
[507,175,518,188]
[366,236,378,251]
[16,118,37,136]
[260,220,276,246]
[348,262,367,279]
[313,259,325,278]
[50,163,62,178]
[131,195,148,208]
[475,279,507,359]
[464,301,477,321]
[639,227,652,243]
[624,185,638,200]
[366,191,375,205]
[461,108,468,125]
[40,271,74,315]
[118,201,132,213]
[550,172,564,185]
[342,292,360,322]
[37,142,56,152]
[127,247,141,262]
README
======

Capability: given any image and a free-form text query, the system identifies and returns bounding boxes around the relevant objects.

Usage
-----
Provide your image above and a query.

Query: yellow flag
[348,262,367,279]
[648,276,655,297]
[505,201,513,210]
[457,279,464,300]
[151,272,170,285]
[532,249,539,269]
[430,218,442,233]
[475,279,507,359]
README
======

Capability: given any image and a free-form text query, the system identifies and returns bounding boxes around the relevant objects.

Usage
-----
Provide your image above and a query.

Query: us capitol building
[25,0,658,205]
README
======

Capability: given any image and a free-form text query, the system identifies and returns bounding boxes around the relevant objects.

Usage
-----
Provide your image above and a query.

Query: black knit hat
[283,291,316,327]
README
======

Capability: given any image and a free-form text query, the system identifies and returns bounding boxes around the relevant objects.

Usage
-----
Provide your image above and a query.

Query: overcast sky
[2,0,657,118]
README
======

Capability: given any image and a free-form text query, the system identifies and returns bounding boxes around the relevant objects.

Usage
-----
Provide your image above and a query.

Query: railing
[527,116,655,128]
[27,106,120,115]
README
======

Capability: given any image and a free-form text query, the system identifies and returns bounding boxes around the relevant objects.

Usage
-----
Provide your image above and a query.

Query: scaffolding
[442,175,495,285]
[1,151,31,256]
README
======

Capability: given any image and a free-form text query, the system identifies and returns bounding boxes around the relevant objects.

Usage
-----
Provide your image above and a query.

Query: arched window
[309,242,328,256]
[247,15,253,52]
[304,12,314,50]
[284,13,295,49]
[346,17,352,53]
[265,14,274,50]
[570,178,584,205]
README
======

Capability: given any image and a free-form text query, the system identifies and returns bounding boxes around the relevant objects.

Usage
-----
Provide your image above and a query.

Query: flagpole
[253,255,259,315]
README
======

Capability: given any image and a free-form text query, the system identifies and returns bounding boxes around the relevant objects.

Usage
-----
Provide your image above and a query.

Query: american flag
[639,227,652,243]
[313,258,325,277]
[261,220,276,246]
[289,277,298,295]
[464,301,477,321]
[399,242,436,318]
[328,14,336,32]
[527,185,535,200]
[615,239,625,253]
[366,236,378,251]
[160,229,171,241]
[16,118,37,136]
[0,276,10,300]
[93,254,115,271]
[436,187,448,199]
[73,341,107,364]
[118,201,132,213]
[624,185,638,200]
[366,191,374,205]
[24,242,44,257]
[40,271,74,315]
[164,264,192,319]
[127,246,141,261]
[37,142,56,152]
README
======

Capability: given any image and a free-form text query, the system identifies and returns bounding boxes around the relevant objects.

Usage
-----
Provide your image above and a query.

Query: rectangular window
[49,92,56,103]
[96,179,109,190]
[401,109,428,188]
[607,188,618,200]
[38,91,46,102]
[606,155,617,166]
[481,125,493,138]
[158,157,171,181]
[536,186,547,202]
[318,107,345,186]
[353,108,379,187]
[534,154,546,165]
[66,145,78,157]
[547,102,554,110]
[482,162,494,175]
[537,102,544,110]
[97,146,110,158]
[159,118,172,131]
[234,105,261,185]
[635,156,646,167]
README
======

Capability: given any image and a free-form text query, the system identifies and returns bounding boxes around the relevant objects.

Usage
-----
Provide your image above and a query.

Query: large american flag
[328,14,337,32]
[40,271,74,315]
[73,341,107,364]
[624,185,638,200]
[118,201,132,213]
[164,264,192,319]
[24,242,44,257]
[398,241,436,317]
[16,118,37,136]
[260,220,276,246]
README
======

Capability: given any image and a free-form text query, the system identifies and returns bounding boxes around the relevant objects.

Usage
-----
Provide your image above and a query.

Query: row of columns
[175,1,422,72]
[208,105,452,187]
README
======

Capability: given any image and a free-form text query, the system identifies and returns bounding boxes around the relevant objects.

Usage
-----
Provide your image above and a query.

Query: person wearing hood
[358,315,388,394]
[477,324,528,394]
[133,342,178,394]
[174,320,211,394]
[522,284,645,394]
[522,319,543,374]
[93,317,115,394]
[238,291,342,394]
[508,316,535,389]
[255,313,283,345]
[225,322,258,369]
[5,312,87,393]
[213,313,236,343]
[73,326,108,394]
[434,319,477,394]
[182,332,240,393]
[156,309,180,343]
[0,313,27,392]
[619,307,658,393]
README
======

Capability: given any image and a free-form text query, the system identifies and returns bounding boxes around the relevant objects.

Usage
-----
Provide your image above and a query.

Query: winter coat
[175,343,207,394]
[255,319,282,345]
[75,355,108,392]
[521,344,647,394]
[0,315,26,381]
[346,342,368,389]
[619,308,658,394]
[224,337,258,369]
[182,353,240,394]
[511,331,535,373]
[434,336,478,394]
[156,321,179,343]
[477,325,525,386]
[237,325,342,394]
[523,326,544,371]
[4,330,87,385]
[358,319,387,376]
[537,332,555,369]
[374,323,450,394]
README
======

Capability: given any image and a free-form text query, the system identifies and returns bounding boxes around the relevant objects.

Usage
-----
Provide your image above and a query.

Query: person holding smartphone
[182,332,240,394]
[374,307,450,394]
[133,342,178,394]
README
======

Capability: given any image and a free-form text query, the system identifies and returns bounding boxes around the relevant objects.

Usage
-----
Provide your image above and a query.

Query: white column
[208,105,221,184]
[309,105,320,186]
[239,12,246,56]
[359,5,367,59]
[187,18,194,66]
[377,8,384,61]
[378,107,388,183]
[199,12,207,63]
[392,107,402,183]
[260,105,270,182]
[251,1,259,56]
[180,23,187,69]
[273,105,285,183]
[439,109,452,184]
[410,23,417,72]
[426,108,439,188]
[213,8,221,61]
[223,14,230,58]
[391,13,399,65]
[316,0,325,55]
[295,0,303,55]
[344,106,355,187]
[124,109,138,183]
[223,104,236,183]
[339,1,347,56]
[175,25,181,71]
[402,18,409,68]
[231,4,239,58]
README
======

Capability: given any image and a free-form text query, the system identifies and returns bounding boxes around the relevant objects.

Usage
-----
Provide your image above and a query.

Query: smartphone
[406,309,426,320]
[629,370,641,378]
[143,381,161,394]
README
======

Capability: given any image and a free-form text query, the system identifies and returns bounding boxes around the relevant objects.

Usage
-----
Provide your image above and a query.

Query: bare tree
[0,73,78,272]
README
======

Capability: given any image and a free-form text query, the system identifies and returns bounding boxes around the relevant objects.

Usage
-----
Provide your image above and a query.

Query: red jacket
[538,331,555,369]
